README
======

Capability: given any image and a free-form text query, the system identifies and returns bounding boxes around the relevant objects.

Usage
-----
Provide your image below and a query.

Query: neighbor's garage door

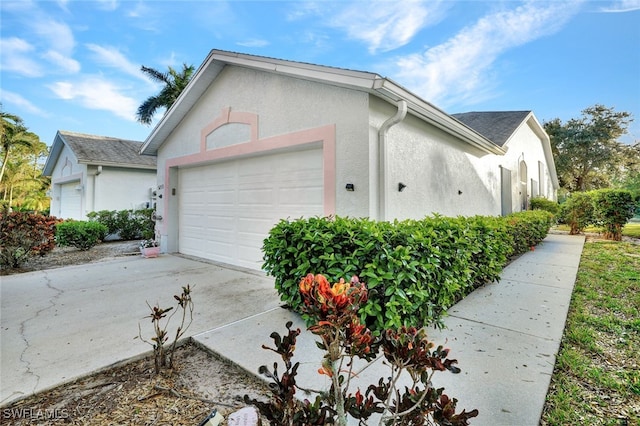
[60,181,82,220]
[178,148,323,270]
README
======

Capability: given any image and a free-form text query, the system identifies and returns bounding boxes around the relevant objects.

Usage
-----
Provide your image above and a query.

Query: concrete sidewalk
[193,233,585,426]
[1,233,585,425]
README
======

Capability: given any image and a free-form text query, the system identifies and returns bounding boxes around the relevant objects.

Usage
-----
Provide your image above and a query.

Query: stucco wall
[157,65,372,219]
[370,97,502,219]
[49,144,84,219]
[48,144,156,219]
[86,166,156,213]
[499,119,556,212]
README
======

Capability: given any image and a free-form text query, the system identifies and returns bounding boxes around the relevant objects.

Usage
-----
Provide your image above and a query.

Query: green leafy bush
[504,210,554,255]
[591,189,637,241]
[0,212,61,269]
[56,220,108,250]
[559,192,595,235]
[87,208,154,240]
[530,197,560,215]
[262,212,548,333]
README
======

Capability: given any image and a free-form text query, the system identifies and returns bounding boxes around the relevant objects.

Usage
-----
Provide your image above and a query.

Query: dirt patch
[1,241,274,425]
[1,240,141,276]
[2,343,271,425]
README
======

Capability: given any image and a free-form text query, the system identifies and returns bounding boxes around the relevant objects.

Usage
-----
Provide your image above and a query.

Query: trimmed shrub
[559,192,594,235]
[592,189,637,241]
[0,212,61,269]
[56,220,108,250]
[262,212,548,333]
[504,210,554,255]
[87,208,154,240]
[530,197,560,215]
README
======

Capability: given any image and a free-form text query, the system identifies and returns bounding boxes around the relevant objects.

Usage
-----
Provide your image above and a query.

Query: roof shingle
[451,111,531,147]
[59,130,156,167]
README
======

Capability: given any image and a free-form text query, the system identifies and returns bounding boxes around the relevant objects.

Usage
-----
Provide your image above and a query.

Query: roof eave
[42,132,65,176]
[526,114,560,189]
[76,160,157,170]
[373,80,506,155]
[141,49,506,157]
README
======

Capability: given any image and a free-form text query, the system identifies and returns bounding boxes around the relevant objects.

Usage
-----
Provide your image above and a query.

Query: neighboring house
[140,49,558,270]
[43,131,157,220]
[451,111,558,216]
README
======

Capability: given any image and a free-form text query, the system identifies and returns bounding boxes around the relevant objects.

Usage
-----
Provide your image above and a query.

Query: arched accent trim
[200,107,259,152]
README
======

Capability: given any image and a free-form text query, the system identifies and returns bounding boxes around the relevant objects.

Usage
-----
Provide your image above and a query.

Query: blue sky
[1,0,639,147]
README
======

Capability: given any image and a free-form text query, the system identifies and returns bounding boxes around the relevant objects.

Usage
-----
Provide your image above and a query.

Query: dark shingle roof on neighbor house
[43,131,156,176]
[58,131,156,167]
[452,111,532,147]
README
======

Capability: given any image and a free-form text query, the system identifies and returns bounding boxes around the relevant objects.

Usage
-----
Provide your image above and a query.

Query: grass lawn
[555,222,640,239]
[540,241,640,425]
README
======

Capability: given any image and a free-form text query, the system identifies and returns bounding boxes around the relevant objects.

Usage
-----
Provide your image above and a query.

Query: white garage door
[178,148,324,270]
[60,181,82,219]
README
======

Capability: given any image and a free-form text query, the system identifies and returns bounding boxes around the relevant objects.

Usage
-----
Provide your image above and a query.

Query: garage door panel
[178,148,323,269]
[60,181,82,220]
[238,188,274,206]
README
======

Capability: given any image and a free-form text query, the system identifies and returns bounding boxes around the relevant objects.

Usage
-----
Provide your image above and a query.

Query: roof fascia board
[526,113,559,188]
[141,50,225,155]
[76,160,156,170]
[42,132,67,176]
[375,80,506,155]
[141,49,506,156]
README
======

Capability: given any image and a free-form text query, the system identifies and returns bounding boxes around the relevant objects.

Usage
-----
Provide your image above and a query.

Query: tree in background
[0,105,49,212]
[136,63,195,125]
[613,142,640,199]
[544,104,634,192]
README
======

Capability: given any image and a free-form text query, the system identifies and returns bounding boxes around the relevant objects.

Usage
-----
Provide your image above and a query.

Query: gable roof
[451,111,532,147]
[454,110,559,188]
[43,130,156,176]
[140,49,506,156]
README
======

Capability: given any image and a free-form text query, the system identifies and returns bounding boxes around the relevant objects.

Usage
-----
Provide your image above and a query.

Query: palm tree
[136,63,195,125]
[0,108,40,185]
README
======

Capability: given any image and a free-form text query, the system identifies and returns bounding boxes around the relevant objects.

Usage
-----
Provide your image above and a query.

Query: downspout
[92,165,102,212]
[378,100,407,221]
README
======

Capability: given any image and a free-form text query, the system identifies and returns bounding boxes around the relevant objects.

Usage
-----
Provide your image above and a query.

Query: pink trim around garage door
[162,108,336,233]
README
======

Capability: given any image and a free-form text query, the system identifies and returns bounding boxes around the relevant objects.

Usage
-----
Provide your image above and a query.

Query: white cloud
[0,37,43,77]
[393,1,581,108]
[48,77,138,121]
[85,44,146,82]
[236,39,270,48]
[329,0,448,53]
[95,0,119,12]
[43,50,81,73]
[0,89,48,117]
[4,6,80,75]
[31,16,75,55]
[599,0,640,12]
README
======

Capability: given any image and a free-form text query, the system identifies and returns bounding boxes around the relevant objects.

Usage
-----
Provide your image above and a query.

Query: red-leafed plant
[246,274,478,426]
[0,211,61,269]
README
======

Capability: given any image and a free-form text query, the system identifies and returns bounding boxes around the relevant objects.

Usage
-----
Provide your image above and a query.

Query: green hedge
[56,221,108,250]
[87,208,154,240]
[262,211,552,332]
[530,197,560,215]
[592,189,636,241]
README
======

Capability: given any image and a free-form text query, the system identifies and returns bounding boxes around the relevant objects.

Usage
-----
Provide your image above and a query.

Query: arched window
[519,160,528,211]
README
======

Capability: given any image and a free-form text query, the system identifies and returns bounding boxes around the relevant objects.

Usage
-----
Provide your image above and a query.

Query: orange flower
[318,365,333,377]
[299,273,314,295]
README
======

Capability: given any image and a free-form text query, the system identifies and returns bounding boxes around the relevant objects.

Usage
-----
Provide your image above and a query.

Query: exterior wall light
[345,183,355,191]
[398,182,407,192]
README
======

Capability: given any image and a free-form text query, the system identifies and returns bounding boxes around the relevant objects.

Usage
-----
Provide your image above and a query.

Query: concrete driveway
[0,254,281,406]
